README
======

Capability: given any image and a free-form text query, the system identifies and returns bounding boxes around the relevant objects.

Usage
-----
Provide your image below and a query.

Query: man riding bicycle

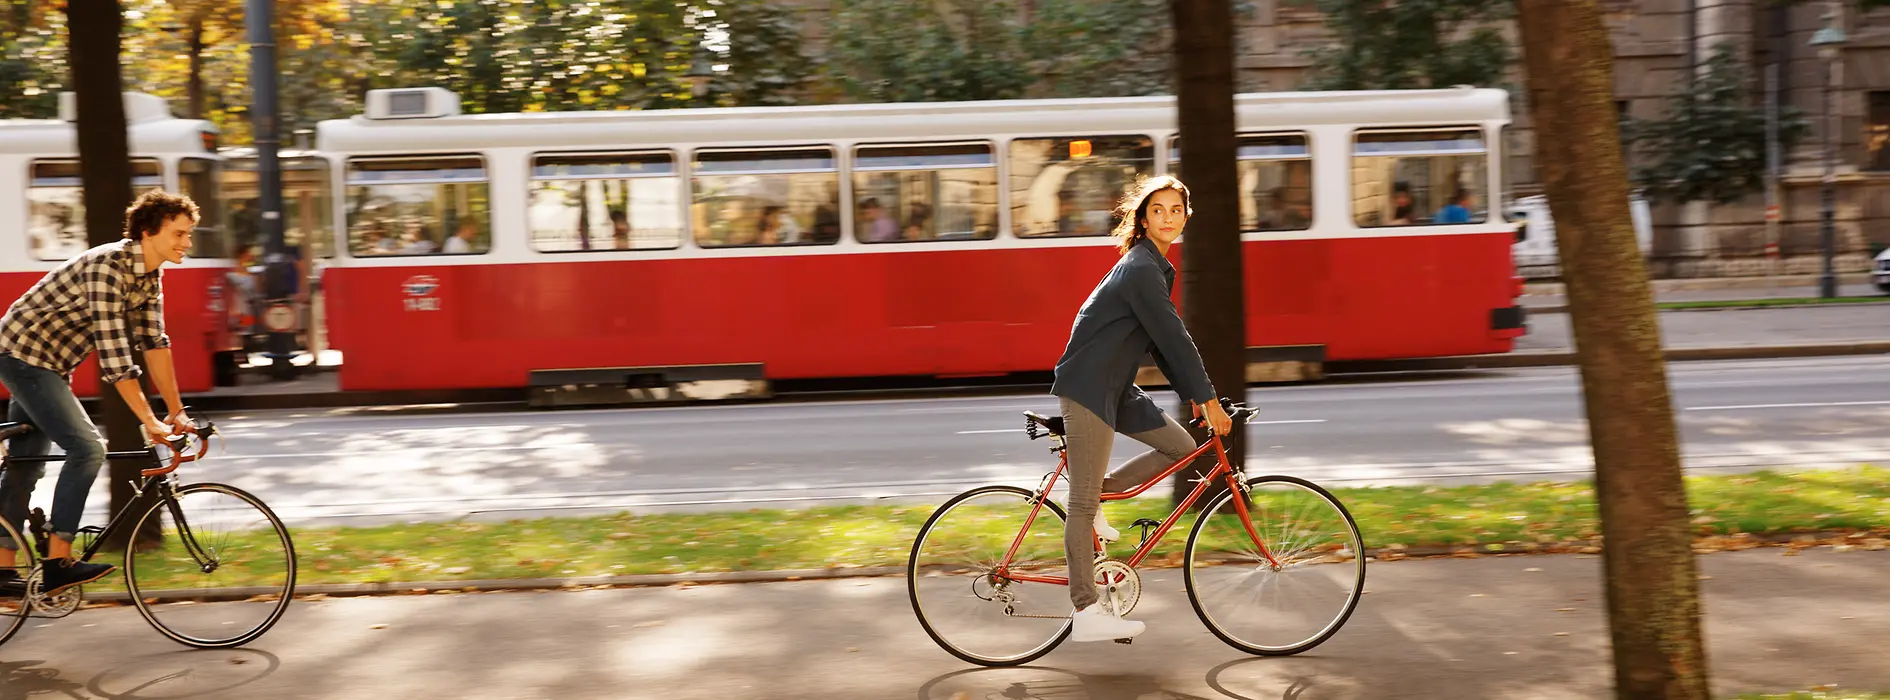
[0,190,198,597]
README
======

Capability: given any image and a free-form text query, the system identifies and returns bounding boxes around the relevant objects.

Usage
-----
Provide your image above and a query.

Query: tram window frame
[1168,132,1315,233]
[222,155,338,260]
[689,146,842,249]
[1349,127,1490,229]
[344,154,493,258]
[850,141,999,244]
[528,150,685,253]
[1008,135,1157,239]
[178,157,233,259]
[27,158,164,261]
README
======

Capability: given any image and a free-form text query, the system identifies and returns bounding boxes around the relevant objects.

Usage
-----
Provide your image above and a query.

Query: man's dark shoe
[39,559,114,596]
[0,569,25,598]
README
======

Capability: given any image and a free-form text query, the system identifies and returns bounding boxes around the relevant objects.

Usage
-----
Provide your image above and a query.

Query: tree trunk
[186,15,205,119]
[1168,0,1245,508]
[1514,2,1710,698]
[69,0,161,552]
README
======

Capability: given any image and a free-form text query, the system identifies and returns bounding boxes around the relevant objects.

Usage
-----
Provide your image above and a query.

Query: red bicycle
[906,399,1365,666]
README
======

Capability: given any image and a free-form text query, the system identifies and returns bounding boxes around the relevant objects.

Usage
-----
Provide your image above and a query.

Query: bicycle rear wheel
[124,482,297,649]
[1183,474,1365,656]
[907,485,1073,667]
[0,516,34,647]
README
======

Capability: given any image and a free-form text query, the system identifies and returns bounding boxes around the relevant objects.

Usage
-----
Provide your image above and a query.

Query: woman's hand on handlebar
[1194,399,1233,437]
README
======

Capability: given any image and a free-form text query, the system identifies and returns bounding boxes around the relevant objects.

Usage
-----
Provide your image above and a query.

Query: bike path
[0,547,1884,699]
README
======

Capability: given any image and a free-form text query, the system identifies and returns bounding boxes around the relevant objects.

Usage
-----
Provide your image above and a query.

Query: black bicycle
[0,410,296,649]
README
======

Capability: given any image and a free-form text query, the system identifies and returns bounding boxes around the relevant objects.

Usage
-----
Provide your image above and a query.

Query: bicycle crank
[1094,560,1141,617]
[24,570,81,619]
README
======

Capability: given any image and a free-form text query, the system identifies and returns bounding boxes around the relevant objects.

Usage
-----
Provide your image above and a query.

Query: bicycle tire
[1182,474,1366,656]
[124,482,297,649]
[0,516,34,648]
[907,485,1073,667]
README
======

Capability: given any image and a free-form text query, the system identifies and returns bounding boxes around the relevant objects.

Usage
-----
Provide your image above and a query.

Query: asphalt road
[13,354,1882,528]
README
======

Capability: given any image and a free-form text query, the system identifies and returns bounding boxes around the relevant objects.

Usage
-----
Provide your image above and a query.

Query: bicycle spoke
[908,486,1073,666]
[1184,476,1365,655]
[127,483,295,649]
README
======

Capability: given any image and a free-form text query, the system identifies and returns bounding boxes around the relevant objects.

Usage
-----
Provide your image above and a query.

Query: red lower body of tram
[0,267,239,399]
[321,231,1524,392]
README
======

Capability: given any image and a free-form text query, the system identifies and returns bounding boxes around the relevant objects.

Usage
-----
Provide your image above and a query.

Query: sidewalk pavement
[0,547,1883,699]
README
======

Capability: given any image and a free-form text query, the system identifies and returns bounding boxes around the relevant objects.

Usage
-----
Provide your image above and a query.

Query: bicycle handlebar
[142,408,218,477]
[1022,398,1259,442]
[1189,397,1260,432]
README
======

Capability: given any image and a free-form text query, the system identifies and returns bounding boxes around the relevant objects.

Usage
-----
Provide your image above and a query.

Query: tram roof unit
[316,86,1512,154]
[0,92,219,156]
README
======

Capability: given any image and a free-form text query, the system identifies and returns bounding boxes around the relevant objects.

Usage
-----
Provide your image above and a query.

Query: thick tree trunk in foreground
[71,0,161,551]
[1168,0,1246,507]
[1515,2,1710,698]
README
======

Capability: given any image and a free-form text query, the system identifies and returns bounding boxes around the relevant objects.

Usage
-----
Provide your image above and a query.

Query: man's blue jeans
[0,354,107,550]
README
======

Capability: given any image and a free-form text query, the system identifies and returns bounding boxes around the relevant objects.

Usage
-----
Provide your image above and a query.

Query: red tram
[0,93,242,397]
[303,87,1524,393]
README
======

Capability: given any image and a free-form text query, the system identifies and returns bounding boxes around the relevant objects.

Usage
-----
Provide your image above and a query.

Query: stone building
[790,0,1890,279]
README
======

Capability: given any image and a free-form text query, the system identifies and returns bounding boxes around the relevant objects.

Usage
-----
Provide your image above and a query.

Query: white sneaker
[1094,510,1120,544]
[1070,603,1146,642]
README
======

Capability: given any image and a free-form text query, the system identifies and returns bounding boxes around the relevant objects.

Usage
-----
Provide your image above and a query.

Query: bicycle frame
[3,428,214,566]
[997,429,1282,588]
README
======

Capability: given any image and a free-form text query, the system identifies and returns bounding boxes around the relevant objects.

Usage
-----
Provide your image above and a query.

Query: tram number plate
[404,297,442,312]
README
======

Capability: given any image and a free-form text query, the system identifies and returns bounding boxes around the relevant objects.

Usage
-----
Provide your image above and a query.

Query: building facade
[793,0,1890,279]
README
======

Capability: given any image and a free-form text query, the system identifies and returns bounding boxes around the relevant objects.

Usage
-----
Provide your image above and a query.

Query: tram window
[1010,136,1154,238]
[223,156,337,260]
[1350,128,1489,228]
[345,155,492,257]
[179,158,231,259]
[530,152,682,252]
[1170,133,1314,232]
[690,147,840,248]
[850,143,998,243]
[27,158,163,261]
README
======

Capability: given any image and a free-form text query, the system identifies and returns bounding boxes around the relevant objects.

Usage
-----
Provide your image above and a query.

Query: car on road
[1875,246,1890,294]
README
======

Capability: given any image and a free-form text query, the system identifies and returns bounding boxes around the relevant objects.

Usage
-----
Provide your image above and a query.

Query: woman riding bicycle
[1049,175,1233,643]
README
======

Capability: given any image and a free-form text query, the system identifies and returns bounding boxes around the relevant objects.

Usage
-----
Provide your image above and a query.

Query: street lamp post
[1810,8,1846,299]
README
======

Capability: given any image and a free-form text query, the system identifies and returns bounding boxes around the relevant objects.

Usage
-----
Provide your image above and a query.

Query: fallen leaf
[370,624,388,630]
[1553,632,1570,637]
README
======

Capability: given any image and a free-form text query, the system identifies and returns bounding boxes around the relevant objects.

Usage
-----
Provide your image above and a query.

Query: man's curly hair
[122,189,200,240]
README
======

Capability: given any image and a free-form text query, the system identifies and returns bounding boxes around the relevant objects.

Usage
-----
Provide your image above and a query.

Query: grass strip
[80,465,1890,593]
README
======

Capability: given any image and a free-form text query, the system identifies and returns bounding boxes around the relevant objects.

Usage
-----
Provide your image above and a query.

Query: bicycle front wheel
[907,485,1073,667]
[125,482,297,649]
[1183,474,1365,656]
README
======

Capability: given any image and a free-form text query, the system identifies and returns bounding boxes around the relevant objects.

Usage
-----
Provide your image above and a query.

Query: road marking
[1686,400,1890,411]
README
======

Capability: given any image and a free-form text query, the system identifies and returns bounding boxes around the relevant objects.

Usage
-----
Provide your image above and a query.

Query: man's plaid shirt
[0,239,169,385]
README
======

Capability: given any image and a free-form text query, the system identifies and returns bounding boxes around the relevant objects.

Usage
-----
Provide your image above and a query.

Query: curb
[84,530,1887,605]
[1522,272,1877,296]
[1525,299,1890,314]
[82,566,912,605]
[1326,341,1890,374]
